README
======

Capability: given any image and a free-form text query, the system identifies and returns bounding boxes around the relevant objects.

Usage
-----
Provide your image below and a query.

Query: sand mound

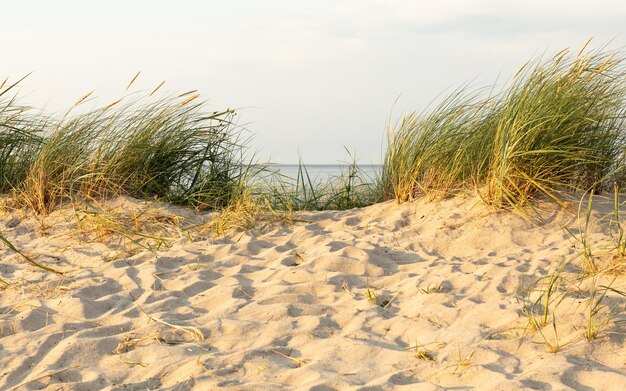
[1,195,624,390]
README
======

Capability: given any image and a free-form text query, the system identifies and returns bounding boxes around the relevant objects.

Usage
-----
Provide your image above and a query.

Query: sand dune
[1,195,625,390]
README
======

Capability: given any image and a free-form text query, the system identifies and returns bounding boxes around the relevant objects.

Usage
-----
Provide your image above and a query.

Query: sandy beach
[1,194,624,390]
[1,2,624,390]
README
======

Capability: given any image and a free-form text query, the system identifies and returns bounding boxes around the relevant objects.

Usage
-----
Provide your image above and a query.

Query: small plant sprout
[417,282,445,294]
[117,357,147,368]
[409,340,438,362]
[522,260,567,330]
[291,248,305,263]
[610,185,626,257]
[342,281,355,297]
[196,357,217,379]
[586,276,625,341]
[365,279,378,303]
[564,190,597,274]
[452,344,476,374]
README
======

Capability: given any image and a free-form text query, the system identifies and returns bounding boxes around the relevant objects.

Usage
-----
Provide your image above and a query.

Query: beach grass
[521,189,626,352]
[2,74,380,228]
[0,75,47,193]
[1,77,254,216]
[1,41,625,232]
[383,42,626,210]
[206,155,383,235]
[266,154,383,212]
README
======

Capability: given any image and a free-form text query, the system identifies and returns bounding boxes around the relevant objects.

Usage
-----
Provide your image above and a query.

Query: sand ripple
[1,196,625,390]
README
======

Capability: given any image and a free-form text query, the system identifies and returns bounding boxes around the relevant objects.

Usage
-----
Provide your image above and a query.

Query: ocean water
[267,164,382,184]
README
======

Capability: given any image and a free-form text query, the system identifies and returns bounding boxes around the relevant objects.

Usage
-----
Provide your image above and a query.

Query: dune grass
[205,183,272,236]
[2,40,624,240]
[1,76,253,215]
[0,75,47,193]
[521,189,626,352]
[382,87,493,202]
[206,156,383,235]
[267,154,382,212]
[2,73,383,249]
[383,42,626,210]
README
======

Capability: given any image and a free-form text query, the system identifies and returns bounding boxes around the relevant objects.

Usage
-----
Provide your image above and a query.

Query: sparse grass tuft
[70,197,181,252]
[521,260,568,352]
[417,282,446,294]
[407,340,443,362]
[585,276,625,341]
[522,190,626,351]
[267,151,382,212]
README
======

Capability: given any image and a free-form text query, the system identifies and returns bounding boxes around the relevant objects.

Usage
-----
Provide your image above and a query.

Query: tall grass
[485,45,625,208]
[383,42,626,209]
[5,41,623,222]
[0,80,253,214]
[267,155,382,212]
[2,74,381,244]
[0,76,47,193]
[382,87,493,201]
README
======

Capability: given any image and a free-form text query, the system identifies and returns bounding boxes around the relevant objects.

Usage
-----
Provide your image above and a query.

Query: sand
[1,195,625,390]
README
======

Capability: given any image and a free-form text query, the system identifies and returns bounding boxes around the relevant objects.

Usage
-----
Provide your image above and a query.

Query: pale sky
[1,1,624,163]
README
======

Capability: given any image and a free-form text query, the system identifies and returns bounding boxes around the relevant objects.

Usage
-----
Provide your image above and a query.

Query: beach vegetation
[417,282,446,294]
[0,229,62,275]
[1,75,253,216]
[521,190,626,351]
[521,262,566,352]
[383,41,626,211]
[266,151,382,212]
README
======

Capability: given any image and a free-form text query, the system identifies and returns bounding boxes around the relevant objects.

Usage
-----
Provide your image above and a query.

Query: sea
[267,164,382,184]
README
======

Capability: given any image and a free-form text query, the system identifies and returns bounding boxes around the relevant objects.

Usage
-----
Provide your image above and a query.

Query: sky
[1,1,624,164]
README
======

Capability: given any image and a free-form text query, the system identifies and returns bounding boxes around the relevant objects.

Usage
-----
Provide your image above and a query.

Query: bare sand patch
[1,195,624,390]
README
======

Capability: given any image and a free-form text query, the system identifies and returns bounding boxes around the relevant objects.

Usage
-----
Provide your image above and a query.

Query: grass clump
[0,77,253,215]
[383,87,491,202]
[485,44,625,208]
[383,41,626,210]
[206,184,272,236]
[0,76,47,193]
